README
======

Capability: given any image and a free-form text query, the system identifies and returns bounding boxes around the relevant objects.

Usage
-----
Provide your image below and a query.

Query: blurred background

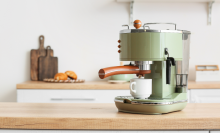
[0,0,220,102]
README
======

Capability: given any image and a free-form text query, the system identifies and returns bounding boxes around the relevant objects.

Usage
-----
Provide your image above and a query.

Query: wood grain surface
[16,81,130,89]
[16,81,220,90]
[31,35,53,81]
[195,65,219,71]
[0,103,220,129]
[38,46,58,81]
[188,81,220,89]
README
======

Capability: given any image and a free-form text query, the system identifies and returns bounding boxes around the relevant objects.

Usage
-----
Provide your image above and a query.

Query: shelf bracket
[130,0,134,26]
[208,1,215,25]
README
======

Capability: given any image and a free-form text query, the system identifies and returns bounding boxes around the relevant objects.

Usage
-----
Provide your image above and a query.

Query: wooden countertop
[17,81,220,89]
[16,81,129,89]
[188,81,220,89]
[0,103,220,130]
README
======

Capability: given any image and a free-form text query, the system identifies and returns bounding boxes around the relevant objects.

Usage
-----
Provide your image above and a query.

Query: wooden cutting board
[31,35,53,81]
[38,46,58,81]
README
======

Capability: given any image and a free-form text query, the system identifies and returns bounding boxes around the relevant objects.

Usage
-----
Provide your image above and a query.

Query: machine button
[118,50,121,53]
[118,45,121,48]
[118,40,121,43]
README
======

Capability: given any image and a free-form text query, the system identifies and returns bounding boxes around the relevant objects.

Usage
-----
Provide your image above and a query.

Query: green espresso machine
[98,20,191,114]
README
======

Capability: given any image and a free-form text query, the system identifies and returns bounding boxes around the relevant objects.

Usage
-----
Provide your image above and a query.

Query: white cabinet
[17,89,130,103]
[189,89,220,103]
[17,89,191,103]
[211,131,220,133]
[0,130,211,133]
[17,88,220,103]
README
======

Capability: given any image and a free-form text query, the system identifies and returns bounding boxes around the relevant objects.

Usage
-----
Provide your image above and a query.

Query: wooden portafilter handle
[98,66,151,79]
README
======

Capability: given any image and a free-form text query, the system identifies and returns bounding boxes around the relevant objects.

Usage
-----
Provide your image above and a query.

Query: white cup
[130,78,152,99]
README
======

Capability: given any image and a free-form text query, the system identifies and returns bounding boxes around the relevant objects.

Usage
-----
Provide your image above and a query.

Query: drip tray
[116,96,172,100]
[114,96,187,115]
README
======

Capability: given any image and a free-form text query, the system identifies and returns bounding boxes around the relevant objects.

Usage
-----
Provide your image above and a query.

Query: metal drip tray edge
[114,99,187,105]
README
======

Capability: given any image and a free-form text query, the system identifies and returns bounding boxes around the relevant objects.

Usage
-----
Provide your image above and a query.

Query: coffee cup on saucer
[130,78,152,99]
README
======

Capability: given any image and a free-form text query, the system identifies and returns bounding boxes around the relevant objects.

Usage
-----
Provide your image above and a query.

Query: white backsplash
[0,0,220,102]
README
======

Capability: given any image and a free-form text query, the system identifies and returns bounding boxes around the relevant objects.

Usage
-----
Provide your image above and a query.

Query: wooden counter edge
[16,81,130,90]
[1,103,220,130]
[17,81,220,89]
[0,117,220,130]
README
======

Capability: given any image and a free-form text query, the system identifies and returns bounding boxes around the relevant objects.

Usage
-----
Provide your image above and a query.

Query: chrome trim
[165,48,169,57]
[135,61,153,65]
[120,29,183,34]
[117,96,134,99]
[182,30,191,34]
[135,61,153,71]
[122,24,129,29]
[131,100,187,105]
[143,25,150,30]
[144,23,177,30]
[115,99,124,103]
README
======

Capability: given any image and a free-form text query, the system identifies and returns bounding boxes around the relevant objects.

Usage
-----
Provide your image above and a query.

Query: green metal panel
[165,33,183,60]
[119,32,182,61]
[151,33,164,59]
[130,33,151,59]
[145,61,176,98]
[145,61,163,98]
[120,34,129,58]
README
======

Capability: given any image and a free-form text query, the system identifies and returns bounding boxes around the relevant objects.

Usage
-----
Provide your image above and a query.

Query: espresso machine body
[99,22,191,114]
[119,30,183,62]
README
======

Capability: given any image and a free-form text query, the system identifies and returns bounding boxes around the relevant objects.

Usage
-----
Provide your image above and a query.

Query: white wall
[0,0,220,102]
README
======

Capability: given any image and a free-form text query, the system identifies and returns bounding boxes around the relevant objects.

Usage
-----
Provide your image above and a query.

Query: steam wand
[165,48,176,84]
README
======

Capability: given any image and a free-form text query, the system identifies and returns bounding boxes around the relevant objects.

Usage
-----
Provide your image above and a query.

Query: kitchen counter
[16,81,220,89]
[188,81,220,89]
[16,81,129,89]
[0,103,220,130]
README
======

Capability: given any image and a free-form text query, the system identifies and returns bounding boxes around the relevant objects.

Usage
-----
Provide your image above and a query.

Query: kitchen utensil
[38,46,58,81]
[30,35,53,80]
[98,20,191,114]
